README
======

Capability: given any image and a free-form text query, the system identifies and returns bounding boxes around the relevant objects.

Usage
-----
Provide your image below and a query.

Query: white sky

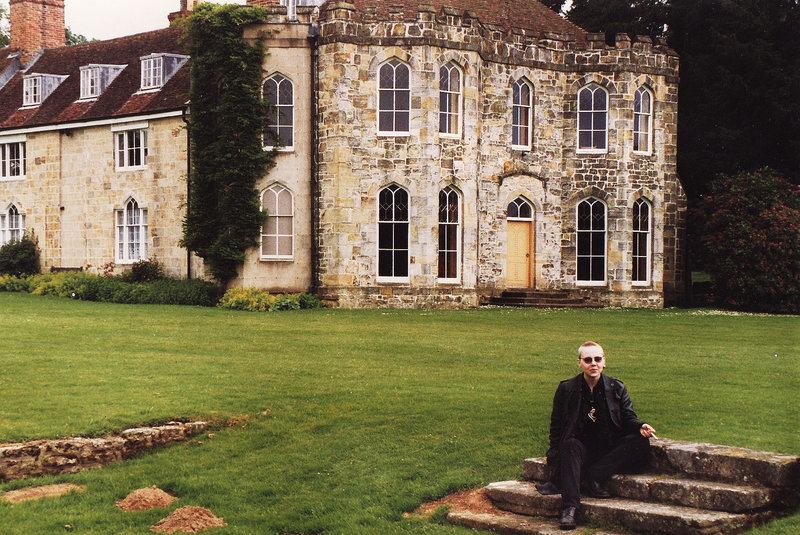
[1,0,247,41]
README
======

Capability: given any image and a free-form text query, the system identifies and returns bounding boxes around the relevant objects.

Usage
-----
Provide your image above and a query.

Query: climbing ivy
[180,3,274,283]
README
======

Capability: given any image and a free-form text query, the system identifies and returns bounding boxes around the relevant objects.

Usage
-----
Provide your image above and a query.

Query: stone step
[485,480,764,535]
[447,510,627,535]
[649,438,800,488]
[522,457,790,512]
[523,437,800,489]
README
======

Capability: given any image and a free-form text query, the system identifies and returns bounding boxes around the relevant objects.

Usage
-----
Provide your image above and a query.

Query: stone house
[0,0,686,308]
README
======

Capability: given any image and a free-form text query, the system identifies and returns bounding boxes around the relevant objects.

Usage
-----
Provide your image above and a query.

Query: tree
[668,0,800,197]
[179,4,274,283]
[546,0,669,41]
[695,169,800,314]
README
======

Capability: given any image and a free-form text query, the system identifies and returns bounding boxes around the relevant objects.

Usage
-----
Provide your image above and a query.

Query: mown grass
[0,293,797,534]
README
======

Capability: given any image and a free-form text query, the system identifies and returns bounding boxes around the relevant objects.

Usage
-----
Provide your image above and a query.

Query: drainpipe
[181,105,192,279]
[308,22,320,294]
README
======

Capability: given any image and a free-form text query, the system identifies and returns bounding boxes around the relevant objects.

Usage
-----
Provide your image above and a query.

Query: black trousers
[559,433,650,509]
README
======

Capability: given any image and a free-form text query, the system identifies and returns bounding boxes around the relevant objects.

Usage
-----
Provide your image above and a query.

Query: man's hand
[640,423,657,438]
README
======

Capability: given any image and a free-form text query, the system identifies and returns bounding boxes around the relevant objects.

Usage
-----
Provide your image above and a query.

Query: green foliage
[552,0,669,41]
[120,258,165,283]
[180,3,274,283]
[695,168,800,314]
[1,271,219,307]
[0,233,40,277]
[217,286,322,311]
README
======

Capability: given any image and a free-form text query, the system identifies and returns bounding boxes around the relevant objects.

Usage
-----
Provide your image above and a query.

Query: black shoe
[583,479,611,498]
[535,481,560,495]
[559,506,577,530]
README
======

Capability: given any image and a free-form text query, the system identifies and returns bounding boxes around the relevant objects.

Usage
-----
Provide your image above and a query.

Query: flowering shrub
[695,168,800,314]
[121,259,165,283]
[217,287,321,312]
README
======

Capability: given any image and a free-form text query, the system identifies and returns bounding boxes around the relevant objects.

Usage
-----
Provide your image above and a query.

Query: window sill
[116,166,148,172]
[260,256,294,262]
[511,145,531,152]
[576,149,608,155]
[633,150,653,157]
[437,278,461,285]
[439,133,461,140]
[376,277,410,284]
[376,132,410,138]
[263,146,294,153]
[576,281,607,287]
[135,88,162,94]
[631,281,651,288]
[0,176,26,182]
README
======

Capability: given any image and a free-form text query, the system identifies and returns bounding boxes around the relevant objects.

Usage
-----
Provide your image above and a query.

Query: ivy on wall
[180,3,275,283]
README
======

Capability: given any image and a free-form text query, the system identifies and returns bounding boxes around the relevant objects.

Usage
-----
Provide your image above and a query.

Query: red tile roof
[0,26,188,132]
[337,0,585,38]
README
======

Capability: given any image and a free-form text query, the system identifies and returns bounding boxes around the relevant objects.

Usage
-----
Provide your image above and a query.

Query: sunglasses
[581,356,604,364]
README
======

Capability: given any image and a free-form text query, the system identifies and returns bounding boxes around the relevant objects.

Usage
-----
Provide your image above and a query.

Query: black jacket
[545,373,644,469]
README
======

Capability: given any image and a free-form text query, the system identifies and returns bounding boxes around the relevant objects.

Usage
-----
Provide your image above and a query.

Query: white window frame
[439,62,462,138]
[633,86,653,155]
[507,197,534,222]
[632,198,652,286]
[0,204,25,246]
[576,197,607,286]
[577,84,609,154]
[113,124,148,171]
[140,56,164,90]
[263,73,295,151]
[23,76,41,106]
[115,198,148,264]
[80,67,101,99]
[377,184,410,282]
[512,78,533,150]
[377,59,411,137]
[437,186,461,283]
[260,184,294,261]
[0,137,26,180]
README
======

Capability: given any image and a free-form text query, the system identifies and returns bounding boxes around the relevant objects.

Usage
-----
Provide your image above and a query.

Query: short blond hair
[578,341,604,359]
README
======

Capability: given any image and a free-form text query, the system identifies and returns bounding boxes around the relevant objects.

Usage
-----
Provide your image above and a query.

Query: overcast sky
[1,0,247,41]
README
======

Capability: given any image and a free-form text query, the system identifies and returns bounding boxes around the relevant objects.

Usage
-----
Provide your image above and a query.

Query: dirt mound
[116,486,177,511]
[150,506,227,533]
[405,487,508,519]
[2,483,85,503]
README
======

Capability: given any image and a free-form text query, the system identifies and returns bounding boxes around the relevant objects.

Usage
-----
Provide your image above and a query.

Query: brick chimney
[9,0,66,61]
[179,0,199,11]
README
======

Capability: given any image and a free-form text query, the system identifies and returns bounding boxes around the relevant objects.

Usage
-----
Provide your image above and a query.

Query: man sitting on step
[536,341,657,530]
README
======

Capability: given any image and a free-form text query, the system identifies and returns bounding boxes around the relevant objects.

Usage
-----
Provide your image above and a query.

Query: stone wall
[0,422,207,482]
[1,116,200,279]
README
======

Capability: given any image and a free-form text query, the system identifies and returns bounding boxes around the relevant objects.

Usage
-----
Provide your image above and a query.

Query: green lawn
[0,293,797,534]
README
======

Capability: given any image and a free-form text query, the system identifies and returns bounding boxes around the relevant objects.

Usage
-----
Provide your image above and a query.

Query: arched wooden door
[506,197,534,287]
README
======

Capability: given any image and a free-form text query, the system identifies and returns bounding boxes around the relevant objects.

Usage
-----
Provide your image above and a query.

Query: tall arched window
[116,198,147,262]
[377,185,409,279]
[438,186,460,281]
[512,79,533,150]
[263,73,294,149]
[439,62,462,136]
[261,184,294,259]
[378,59,410,135]
[634,86,653,154]
[0,204,24,245]
[577,84,608,152]
[576,198,606,283]
[632,199,651,284]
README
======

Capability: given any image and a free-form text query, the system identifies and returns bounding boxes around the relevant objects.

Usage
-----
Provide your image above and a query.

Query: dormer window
[23,73,67,107]
[80,64,125,99]
[140,53,188,91]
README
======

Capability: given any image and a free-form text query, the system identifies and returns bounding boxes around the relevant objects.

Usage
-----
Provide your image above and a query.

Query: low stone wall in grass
[0,421,208,482]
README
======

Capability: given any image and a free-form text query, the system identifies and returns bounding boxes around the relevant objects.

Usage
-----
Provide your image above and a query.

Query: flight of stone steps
[449,438,800,535]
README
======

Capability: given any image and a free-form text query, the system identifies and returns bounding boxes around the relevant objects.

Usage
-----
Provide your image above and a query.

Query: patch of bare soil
[404,487,510,519]
[116,486,177,511]
[1,483,86,503]
[150,506,227,533]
